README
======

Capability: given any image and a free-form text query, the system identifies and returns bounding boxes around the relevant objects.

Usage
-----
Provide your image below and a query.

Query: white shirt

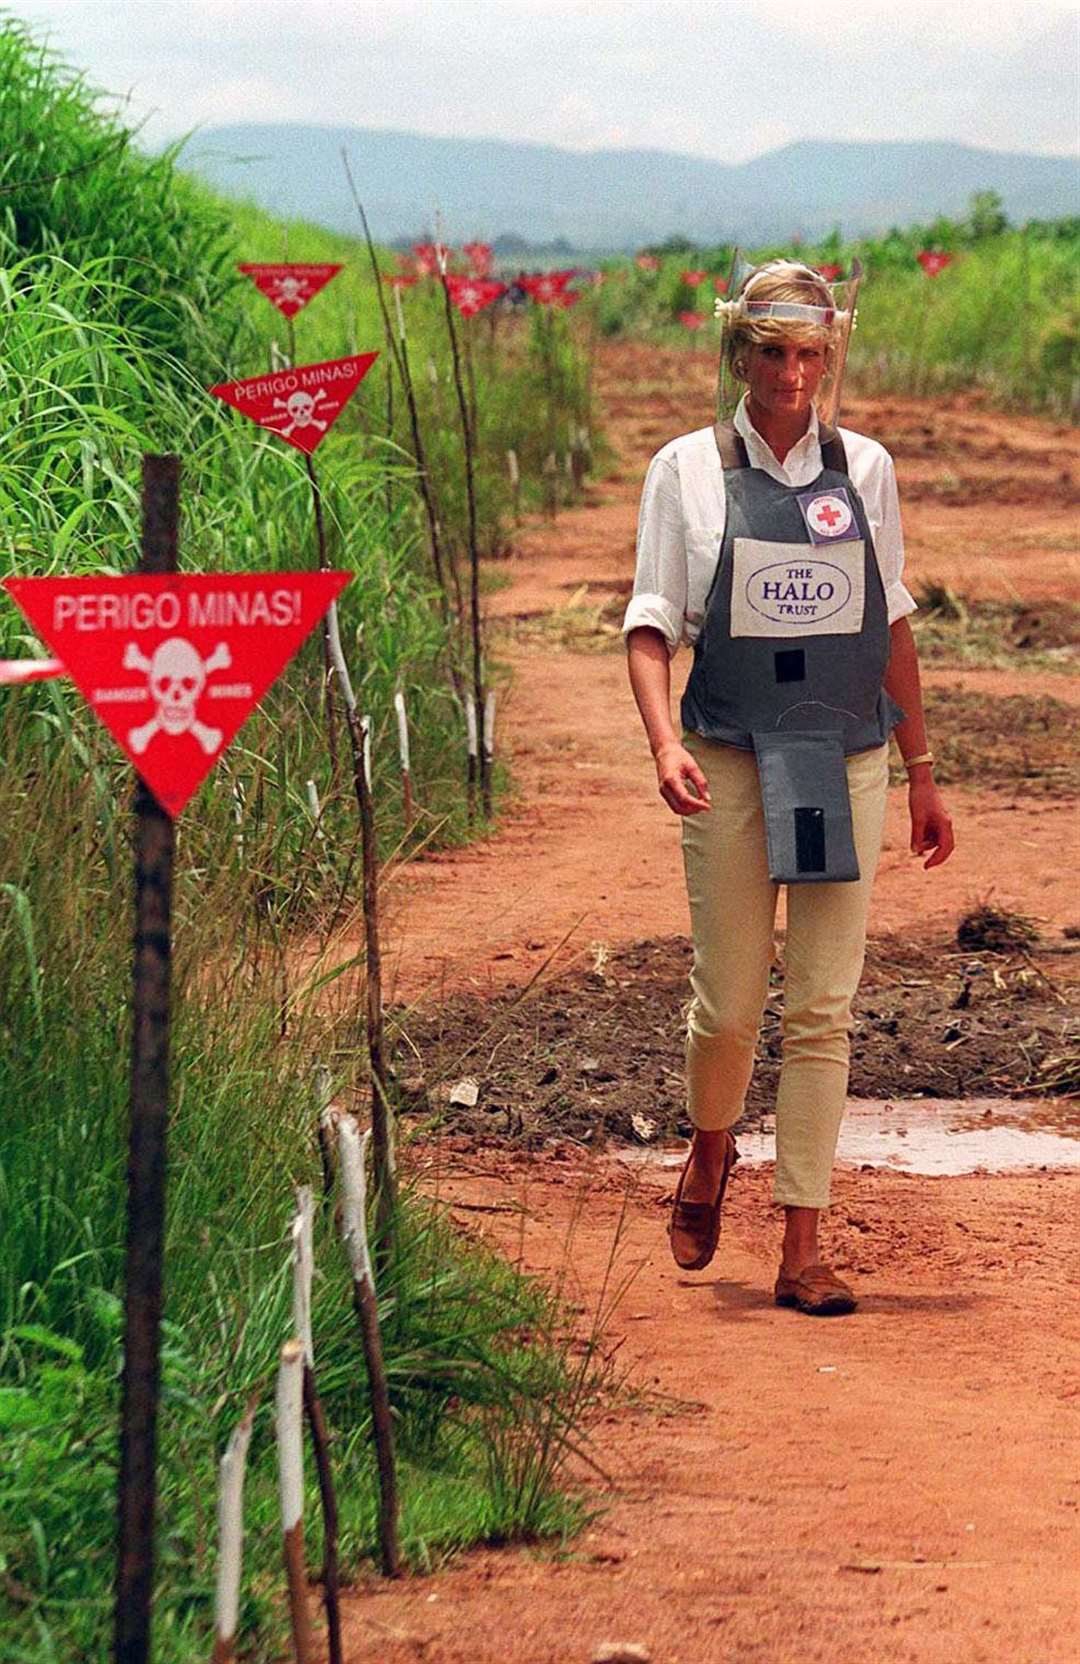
[622,395,917,659]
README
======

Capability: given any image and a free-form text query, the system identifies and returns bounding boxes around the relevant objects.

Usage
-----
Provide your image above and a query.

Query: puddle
[612,1098,1080,1178]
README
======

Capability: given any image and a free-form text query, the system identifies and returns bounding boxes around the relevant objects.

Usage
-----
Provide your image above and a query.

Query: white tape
[305,778,324,838]
[0,659,65,685]
[337,1115,374,1289]
[214,1398,257,1643]
[324,602,357,714]
[274,1340,305,1532]
[361,713,372,790]
[483,691,496,758]
[393,690,410,773]
[465,695,478,758]
[290,1185,315,1367]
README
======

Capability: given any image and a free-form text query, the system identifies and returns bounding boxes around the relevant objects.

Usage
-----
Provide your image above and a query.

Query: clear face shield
[713,257,863,431]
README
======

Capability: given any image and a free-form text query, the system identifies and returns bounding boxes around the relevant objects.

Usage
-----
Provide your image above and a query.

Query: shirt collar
[733,394,821,481]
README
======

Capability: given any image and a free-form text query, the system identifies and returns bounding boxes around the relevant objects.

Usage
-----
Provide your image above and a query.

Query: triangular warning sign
[3,572,350,817]
[237,262,343,317]
[209,354,379,455]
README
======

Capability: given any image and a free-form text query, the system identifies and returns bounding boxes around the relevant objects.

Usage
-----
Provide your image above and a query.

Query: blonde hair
[726,261,838,382]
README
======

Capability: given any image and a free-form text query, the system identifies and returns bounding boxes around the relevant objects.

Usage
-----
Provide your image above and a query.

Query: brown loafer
[774,1261,857,1316]
[668,1131,739,1271]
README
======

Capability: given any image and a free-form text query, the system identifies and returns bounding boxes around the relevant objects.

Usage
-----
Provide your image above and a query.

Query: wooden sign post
[3,477,351,1664]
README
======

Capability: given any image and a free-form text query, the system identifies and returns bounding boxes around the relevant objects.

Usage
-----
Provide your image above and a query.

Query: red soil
[339,339,1079,1663]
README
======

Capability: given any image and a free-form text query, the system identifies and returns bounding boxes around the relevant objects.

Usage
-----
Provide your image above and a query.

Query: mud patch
[390,933,1078,1147]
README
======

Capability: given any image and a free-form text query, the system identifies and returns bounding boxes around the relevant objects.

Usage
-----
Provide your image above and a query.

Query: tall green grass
[596,219,1080,416]
[0,15,612,1660]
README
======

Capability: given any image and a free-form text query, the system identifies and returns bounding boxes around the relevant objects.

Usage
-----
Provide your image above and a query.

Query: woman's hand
[655,740,712,816]
[909,775,954,868]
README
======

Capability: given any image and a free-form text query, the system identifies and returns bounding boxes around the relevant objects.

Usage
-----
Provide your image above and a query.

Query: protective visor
[713,258,862,430]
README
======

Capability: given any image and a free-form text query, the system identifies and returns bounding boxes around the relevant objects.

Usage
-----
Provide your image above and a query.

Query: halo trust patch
[796,486,856,544]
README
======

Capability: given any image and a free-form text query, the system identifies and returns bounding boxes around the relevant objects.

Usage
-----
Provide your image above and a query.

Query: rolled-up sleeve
[877,452,917,625]
[622,452,687,658]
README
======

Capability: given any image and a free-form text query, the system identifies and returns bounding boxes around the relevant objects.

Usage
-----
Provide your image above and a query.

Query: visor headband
[715,297,847,326]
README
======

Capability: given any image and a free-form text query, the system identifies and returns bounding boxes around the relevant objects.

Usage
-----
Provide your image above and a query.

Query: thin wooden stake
[324,612,395,1240]
[291,1188,343,1664]
[314,1066,336,1210]
[276,1340,314,1664]
[393,690,414,830]
[210,1394,258,1664]
[436,246,489,822]
[336,1118,401,1578]
[114,453,178,1664]
[304,454,339,781]
[506,448,521,522]
[341,153,466,704]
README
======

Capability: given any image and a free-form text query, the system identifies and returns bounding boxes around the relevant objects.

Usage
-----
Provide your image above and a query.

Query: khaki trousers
[679,733,889,1209]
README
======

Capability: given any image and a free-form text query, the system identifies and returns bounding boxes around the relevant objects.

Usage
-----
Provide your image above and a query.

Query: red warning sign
[237,263,343,317]
[916,250,953,278]
[445,276,506,317]
[519,271,575,304]
[3,572,350,816]
[209,354,378,455]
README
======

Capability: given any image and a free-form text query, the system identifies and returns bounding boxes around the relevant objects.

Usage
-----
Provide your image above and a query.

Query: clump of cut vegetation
[957,902,1041,954]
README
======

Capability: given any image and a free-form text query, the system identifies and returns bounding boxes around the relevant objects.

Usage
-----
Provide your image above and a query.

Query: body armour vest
[681,423,904,882]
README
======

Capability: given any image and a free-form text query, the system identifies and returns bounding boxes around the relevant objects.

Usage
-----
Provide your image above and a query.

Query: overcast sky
[21,0,1080,163]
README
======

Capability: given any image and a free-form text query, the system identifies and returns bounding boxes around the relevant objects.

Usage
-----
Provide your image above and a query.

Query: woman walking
[624,259,954,1315]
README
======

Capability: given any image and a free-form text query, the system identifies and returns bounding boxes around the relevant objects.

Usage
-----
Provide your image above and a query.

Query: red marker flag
[713,276,729,294]
[463,241,493,276]
[553,289,582,309]
[237,263,342,318]
[635,254,660,271]
[680,270,707,287]
[519,270,574,305]
[209,354,378,455]
[678,311,708,331]
[381,272,418,289]
[3,572,350,817]
[445,276,507,317]
[816,263,844,281]
[917,250,953,277]
[413,242,452,276]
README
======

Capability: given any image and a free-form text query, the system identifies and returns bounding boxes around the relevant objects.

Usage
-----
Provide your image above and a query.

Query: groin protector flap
[751,730,860,884]
[731,539,865,638]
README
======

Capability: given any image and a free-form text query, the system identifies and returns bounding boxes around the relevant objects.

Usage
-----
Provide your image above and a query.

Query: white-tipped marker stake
[275,1339,314,1664]
[324,618,394,1234]
[393,690,414,829]
[305,778,325,841]
[336,1118,401,1577]
[506,447,521,520]
[290,1186,343,1664]
[210,1395,258,1664]
[482,690,496,817]
[465,694,478,818]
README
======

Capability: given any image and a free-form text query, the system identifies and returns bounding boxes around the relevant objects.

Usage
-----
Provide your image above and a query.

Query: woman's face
[742,336,827,422]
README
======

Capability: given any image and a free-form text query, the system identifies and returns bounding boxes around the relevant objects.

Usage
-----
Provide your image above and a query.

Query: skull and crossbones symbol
[272,274,309,306]
[273,387,329,439]
[123,637,231,755]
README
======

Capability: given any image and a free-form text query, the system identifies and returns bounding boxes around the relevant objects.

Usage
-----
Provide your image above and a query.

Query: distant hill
[179,125,1077,252]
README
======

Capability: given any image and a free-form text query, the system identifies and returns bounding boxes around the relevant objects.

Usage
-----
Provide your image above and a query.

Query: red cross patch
[796,487,855,544]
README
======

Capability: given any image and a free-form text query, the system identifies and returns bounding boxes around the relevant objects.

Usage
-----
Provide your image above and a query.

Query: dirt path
[343,340,1078,1662]
[381,341,1078,1006]
[344,1151,1079,1664]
